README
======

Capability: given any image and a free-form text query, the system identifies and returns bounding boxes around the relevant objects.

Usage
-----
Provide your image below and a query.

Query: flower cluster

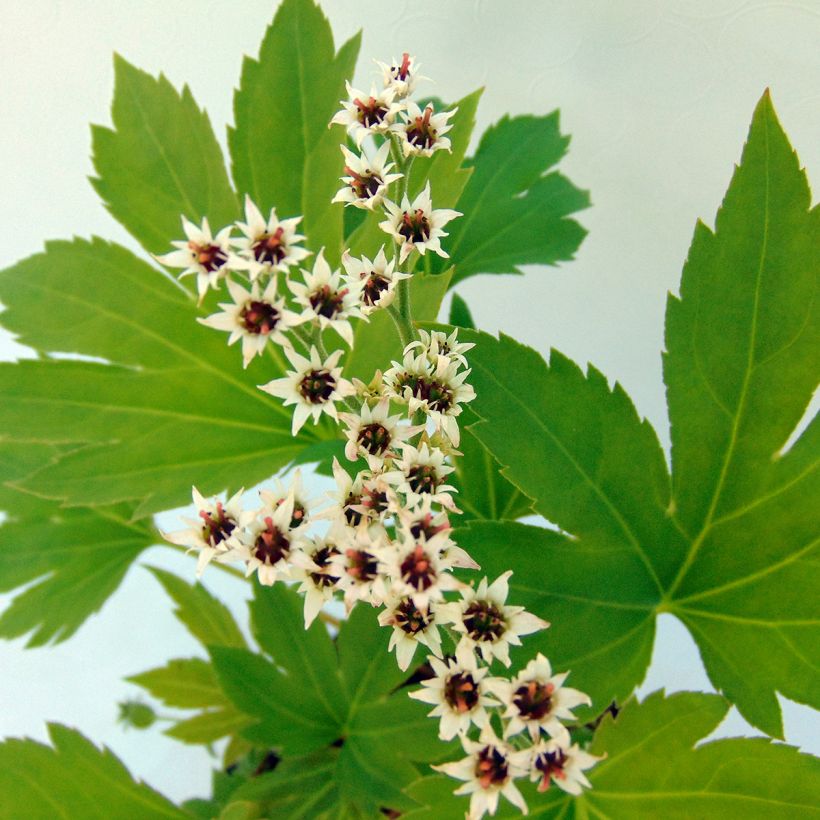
[160,52,599,818]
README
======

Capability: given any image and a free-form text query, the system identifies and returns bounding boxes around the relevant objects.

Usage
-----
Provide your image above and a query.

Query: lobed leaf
[229,0,361,265]
[0,724,185,818]
[448,92,820,735]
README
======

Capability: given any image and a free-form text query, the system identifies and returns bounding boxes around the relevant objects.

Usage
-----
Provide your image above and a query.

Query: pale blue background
[1,0,818,803]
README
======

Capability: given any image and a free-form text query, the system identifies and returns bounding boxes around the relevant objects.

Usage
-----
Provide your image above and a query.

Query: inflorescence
[160,52,599,818]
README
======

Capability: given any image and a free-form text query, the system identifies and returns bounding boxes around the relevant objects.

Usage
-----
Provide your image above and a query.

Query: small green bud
[117,700,157,730]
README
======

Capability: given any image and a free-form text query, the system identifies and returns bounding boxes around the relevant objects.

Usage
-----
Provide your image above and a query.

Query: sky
[0,0,818,804]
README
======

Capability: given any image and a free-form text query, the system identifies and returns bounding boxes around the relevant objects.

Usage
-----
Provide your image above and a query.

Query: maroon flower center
[409,512,450,541]
[394,52,412,81]
[198,502,236,546]
[534,747,568,792]
[343,492,364,526]
[353,96,389,128]
[362,485,389,516]
[415,378,454,413]
[463,600,506,642]
[398,209,431,244]
[513,680,555,721]
[475,746,509,790]
[357,423,391,455]
[309,544,340,588]
[345,548,379,582]
[394,598,431,635]
[189,241,228,272]
[298,369,337,404]
[443,672,479,713]
[405,105,437,150]
[344,166,383,200]
[309,284,347,320]
[252,227,287,265]
[253,516,290,566]
[407,464,438,494]
[362,272,391,307]
[399,544,436,591]
[240,300,281,335]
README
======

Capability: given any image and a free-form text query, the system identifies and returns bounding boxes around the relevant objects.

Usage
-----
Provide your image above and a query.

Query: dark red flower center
[345,548,379,582]
[189,241,228,272]
[409,512,450,541]
[252,227,287,265]
[309,284,347,319]
[463,600,506,642]
[345,166,383,200]
[240,300,281,335]
[298,369,337,404]
[398,209,431,244]
[198,502,236,546]
[534,747,568,792]
[362,272,391,306]
[443,671,479,713]
[399,544,436,591]
[357,423,391,455]
[513,680,555,721]
[309,544,341,588]
[405,105,437,150]
[475,746,509,789]
[394,598,431,635]
[407,464,439,494]
[353,96,388,127]
[253,516,290,566]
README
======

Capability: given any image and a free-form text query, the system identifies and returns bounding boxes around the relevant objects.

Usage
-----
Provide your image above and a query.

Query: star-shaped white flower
[382,442,459,511]
[162,487,247,577]
[197,277,304,367]
[341,247,411,315]
[377,594,443,671]
[405,328,475,369]
[393,101,457,158]
[258,467,315,532]
[288,250,365,347]
[433,725,530,819]
[155,216,237,302]
[329,527,389,610]
[332,142,402,211]
[409,654,500,741]
[437,571,549,667]
[527,736,602,796]
[329,82,403,147]
[375,52,425,99]
[290,533,343,627]
[236,494,303,587]
[380,183,461,263]
[488,653,591,741]
[233,195,311,281]
[340,398,421,470]
[258,346,354,435]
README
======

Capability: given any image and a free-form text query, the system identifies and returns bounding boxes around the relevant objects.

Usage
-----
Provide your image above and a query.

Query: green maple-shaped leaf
[0,723,186,819]
[0,441,155,646]
[209,584,444,816]
[433,112,590,285]
[448,92,819,736]
[403,690,820,818]
[229,0,360,265]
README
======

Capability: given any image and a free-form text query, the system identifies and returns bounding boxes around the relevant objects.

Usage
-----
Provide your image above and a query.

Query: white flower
[163,487,246,576]
[155,217,236,302]
[258,467,316,532]
[233,196,311,281]
[377,594,443,671]
[340,398,420,470]
[382,532,462,612]
[385,350,475,446]
[375,52,425,99]
[437,572,549,668]
[341,247,411,315]
[197,277,304,367]
[236,495,301,586]
[290,534,342,627]
[379,183,461,263]
[330,82,403,147]
[332,142,402,211]
[288,250,365,347]
[393,101,457,158]
[395,496,452,541]
[406,328,475,369]
[329,527,388,609]
[258,346,354,435]
[488,654,591,741]
[383,442,459,511]
[433,725,530,819]
[409,654,500,741]
[527,737,601,796]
